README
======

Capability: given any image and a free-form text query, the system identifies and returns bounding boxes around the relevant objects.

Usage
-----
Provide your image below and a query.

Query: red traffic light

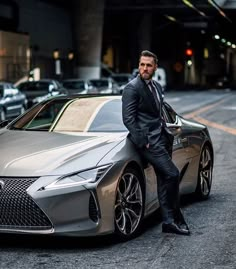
[185,48,193,56]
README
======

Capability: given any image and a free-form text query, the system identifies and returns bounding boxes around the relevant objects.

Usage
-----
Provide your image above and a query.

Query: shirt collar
[144,79,152,85]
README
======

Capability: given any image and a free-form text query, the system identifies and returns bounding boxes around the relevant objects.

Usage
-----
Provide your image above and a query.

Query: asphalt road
[0,89,236,269]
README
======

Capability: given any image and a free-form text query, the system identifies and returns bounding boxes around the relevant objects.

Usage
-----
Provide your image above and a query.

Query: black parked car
[110,73,132,93]
[89,78,120,94]
[62,79,96,94]
[17,79,67,108]
[0,82,27,122]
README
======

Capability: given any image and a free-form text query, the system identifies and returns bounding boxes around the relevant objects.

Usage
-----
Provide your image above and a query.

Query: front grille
[0,177,52,230]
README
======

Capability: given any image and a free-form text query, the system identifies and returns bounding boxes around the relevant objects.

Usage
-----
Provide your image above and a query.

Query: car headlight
[44,164,112,190]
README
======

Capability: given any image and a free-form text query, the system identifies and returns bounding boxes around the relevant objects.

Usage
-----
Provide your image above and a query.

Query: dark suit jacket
[122,75,173,149]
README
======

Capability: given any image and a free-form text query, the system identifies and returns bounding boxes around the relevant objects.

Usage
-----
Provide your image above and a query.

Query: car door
[163,103,190,180]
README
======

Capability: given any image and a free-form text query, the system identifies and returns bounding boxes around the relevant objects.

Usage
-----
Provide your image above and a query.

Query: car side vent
[95,164,112,181]
[89,194,99,223]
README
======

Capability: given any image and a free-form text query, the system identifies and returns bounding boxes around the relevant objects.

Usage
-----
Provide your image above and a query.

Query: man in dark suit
[122,50,190,235]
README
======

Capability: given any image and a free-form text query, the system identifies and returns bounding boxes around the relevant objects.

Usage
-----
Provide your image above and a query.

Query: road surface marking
[183,96,236,135]
[183,98,226,119]
[191,116,236,135]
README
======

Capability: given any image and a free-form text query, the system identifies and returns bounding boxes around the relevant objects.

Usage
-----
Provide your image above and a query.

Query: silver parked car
[0,82,27,122]
[110,73,133,94]
[0,95,213,240]
[17,79,67,108]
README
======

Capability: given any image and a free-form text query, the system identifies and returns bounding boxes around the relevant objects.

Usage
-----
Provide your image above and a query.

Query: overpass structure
[1,0,236,88]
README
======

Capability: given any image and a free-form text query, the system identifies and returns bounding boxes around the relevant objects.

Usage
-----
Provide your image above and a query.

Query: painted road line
[183,98,228,119]
[192,116,236,136]
[183,95,236,136]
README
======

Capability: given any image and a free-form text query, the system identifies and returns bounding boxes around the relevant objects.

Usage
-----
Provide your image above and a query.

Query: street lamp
[53,49,60,60]
[68,51,74,60]
[53,49,61,77]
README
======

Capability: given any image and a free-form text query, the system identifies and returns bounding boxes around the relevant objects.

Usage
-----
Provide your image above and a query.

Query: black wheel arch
[122,161,146,196]
[202,140,214,165]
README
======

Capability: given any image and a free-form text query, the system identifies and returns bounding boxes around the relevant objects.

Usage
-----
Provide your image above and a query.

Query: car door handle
[180,138,188,143]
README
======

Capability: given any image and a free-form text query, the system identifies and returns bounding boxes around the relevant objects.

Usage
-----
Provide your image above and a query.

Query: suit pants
[139,130,180,224]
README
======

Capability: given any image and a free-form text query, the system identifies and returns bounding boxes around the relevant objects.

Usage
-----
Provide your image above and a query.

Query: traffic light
[185,48,193,67]
[185,48,193,56]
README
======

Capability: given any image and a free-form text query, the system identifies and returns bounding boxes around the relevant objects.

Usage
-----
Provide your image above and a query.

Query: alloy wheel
[196,146,213,199]
[114,169,144,238]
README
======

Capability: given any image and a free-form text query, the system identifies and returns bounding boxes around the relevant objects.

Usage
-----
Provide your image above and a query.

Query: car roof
[111,73,132,77]
[45,93,122,102]
[37,79,59,82]
[0,81,13,85]
[20,79,60,84]
[62,79,86,81]
[89,78,112,81]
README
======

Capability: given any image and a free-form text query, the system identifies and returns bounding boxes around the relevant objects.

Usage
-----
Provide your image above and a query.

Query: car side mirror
[49,87,55,93]
[50,88,61,96]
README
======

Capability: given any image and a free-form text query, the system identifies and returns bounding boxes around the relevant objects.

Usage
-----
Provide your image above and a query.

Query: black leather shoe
[162,223,190,236]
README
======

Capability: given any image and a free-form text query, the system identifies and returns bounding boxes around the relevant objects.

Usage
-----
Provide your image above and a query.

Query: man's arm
[122,84,147,148]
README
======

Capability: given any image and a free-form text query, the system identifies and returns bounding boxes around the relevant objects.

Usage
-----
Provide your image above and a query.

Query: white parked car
[153,68,167,91]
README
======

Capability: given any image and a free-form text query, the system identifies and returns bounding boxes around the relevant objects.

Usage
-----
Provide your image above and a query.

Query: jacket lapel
[153,80,163,108]
[137,76,161,115]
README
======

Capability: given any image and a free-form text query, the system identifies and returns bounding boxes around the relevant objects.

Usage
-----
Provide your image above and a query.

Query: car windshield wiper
[9,126,47,131]
[23,127,49,131]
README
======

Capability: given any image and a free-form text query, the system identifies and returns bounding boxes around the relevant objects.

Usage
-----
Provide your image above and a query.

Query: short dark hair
[139,50,158,64]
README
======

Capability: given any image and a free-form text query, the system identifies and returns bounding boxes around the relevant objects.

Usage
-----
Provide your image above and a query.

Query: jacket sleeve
[122,84,148,148]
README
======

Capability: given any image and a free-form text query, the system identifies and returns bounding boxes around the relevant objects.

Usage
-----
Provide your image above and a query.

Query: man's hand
[146,143,150,149]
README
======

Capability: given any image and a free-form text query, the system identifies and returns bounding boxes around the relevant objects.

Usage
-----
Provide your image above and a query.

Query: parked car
[17,79,67,108]
[0,82,27,122]
[110,73,132,93]
[62,79,96,94]
[0,95,213,240]
[216,76,230,88]
[89,78,120,94]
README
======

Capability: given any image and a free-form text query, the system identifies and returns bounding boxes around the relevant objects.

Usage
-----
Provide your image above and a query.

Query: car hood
[0,130,126,177]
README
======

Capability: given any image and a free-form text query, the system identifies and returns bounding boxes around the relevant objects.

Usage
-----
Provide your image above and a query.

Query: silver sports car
[0,95,213,240]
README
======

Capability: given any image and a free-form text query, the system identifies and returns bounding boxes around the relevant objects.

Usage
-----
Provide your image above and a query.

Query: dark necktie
[149,81,160,109]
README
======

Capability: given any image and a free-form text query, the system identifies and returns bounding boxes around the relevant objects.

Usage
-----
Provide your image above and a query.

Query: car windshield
[19,82,53,92]
[112,76,130,83]
[89,80,108,88]
[9,97,127,132]
[62,81,85,91]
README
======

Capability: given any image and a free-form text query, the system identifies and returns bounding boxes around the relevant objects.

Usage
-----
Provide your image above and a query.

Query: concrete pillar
[72,0,105,79]
[137,14,152,51]
[128,13,152,71]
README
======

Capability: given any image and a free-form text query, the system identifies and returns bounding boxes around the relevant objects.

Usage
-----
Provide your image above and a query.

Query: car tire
[114,167,144,241]
[195,145,213,200]
[0,109,6,122]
